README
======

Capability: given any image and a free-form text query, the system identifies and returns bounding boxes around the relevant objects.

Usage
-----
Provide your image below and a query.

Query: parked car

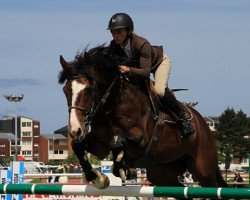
[23,161,47,174]
[73,166,82,173]
[47,165,59,173]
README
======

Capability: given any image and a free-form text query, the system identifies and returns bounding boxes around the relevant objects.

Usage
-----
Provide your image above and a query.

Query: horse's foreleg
[110,136,126,180]
[110,136,137,180]
[71,140,110,189]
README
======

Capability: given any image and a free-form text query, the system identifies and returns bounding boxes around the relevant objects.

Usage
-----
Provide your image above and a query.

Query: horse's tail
[216,166,228,187]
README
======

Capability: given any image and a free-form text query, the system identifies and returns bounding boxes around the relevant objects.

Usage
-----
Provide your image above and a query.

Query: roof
[0,132,16,140]
[203,116,219,123]
[54,126,67,132]
[1,115,33,121]
[42,134,66,140]
[203,116,214,123]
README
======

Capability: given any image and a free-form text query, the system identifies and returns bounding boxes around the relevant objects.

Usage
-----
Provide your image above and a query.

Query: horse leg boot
[161,89,195,138]
[110,135,136,180]
[110,135,129,180]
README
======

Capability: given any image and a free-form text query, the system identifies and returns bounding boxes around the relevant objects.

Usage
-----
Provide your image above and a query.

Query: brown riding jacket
[108,33,163,79]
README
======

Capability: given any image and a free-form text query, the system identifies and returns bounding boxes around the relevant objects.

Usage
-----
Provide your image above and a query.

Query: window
[11,141,20,145]
[22,122,32,127]
[22,151,32,155]
[22,132,31,137]
[54,150,64,154]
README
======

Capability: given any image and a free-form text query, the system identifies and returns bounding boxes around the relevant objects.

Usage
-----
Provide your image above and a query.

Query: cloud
[0,78,40,88]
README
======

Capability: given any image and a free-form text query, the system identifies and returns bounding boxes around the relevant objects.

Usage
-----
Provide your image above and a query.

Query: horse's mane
[58,44,118,84]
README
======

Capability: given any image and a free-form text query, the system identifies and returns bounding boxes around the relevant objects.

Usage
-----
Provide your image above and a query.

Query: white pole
[14,102,18,161]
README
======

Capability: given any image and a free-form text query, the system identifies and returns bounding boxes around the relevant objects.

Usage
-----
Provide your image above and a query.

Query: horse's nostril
[70,128,84,141]
[76,128,82,138]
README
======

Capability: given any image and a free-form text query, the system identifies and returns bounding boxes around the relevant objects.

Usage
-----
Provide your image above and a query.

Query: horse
[58,45,227,191]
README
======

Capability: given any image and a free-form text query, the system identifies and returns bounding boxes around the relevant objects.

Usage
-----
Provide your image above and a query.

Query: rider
[107,12,194,138]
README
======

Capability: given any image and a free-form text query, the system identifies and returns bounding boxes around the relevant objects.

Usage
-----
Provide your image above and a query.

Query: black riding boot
[161,89,195,138]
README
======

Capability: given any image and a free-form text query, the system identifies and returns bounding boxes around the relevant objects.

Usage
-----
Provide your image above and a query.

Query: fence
[1,184,250,199]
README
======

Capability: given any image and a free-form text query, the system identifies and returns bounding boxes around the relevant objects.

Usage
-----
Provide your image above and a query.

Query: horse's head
[58,54,95,141]
[58,45,119,141]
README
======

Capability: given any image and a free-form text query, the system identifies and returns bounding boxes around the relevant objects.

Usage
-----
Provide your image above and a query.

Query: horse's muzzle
[69,127,85,141]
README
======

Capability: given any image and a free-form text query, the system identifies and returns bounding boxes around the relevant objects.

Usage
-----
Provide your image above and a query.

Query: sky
[1,0,250,134]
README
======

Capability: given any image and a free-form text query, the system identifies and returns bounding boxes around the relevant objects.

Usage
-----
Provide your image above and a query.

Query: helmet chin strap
[121,31,131,46]
[122,38,129,46]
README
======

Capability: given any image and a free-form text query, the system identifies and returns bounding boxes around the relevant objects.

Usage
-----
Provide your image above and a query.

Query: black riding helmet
[107,13,134,33]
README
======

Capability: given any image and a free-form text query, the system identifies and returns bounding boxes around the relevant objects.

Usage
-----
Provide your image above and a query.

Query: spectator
[233,171,244,188]
[67,163,75,173]
[54,164,63,183]
[48,169,54,183]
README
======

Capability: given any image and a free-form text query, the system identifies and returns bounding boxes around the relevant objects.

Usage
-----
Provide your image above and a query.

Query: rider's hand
[119,65,130,73]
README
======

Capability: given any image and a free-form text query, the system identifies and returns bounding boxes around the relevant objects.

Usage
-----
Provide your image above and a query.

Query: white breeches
[154,54,171,97]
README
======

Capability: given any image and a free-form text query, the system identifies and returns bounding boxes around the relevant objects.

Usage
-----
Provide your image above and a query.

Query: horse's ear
[60,55,68,69]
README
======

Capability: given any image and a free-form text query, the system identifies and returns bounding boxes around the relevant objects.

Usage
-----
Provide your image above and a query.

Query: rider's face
[111,28,128,45]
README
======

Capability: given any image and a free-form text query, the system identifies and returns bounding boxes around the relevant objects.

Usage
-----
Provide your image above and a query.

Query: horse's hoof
[93,173,110,189]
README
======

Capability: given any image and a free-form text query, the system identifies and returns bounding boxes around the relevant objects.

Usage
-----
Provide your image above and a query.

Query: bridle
[68,75,121,135]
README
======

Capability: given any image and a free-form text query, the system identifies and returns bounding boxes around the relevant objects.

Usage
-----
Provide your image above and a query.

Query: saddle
[143,80,193,158]
[147,80,190,121]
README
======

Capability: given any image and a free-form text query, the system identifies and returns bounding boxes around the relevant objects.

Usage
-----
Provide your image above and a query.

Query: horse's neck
[121,82,152,112]
[93,77,122,115]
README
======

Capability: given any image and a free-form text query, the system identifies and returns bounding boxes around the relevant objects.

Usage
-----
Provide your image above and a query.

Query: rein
[68,75,120,135]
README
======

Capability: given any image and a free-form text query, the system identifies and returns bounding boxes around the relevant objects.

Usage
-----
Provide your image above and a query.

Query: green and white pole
[1,184,250,199]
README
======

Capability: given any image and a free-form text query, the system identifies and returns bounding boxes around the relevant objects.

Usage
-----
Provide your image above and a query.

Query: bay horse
[58,45,227,191]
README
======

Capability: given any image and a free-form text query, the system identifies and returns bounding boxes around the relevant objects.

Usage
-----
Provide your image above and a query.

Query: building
[0,133,17,158]
[0,115,69,163]
[204,116,219,132]
[0,116,40,161]
[0,116,38,160]
[54,126,73,155]
[39,134,68,164]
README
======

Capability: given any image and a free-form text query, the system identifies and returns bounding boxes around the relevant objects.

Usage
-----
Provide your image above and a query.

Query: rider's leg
[154,54,171,97]
[161,89,195,137]
[154,54,194,137]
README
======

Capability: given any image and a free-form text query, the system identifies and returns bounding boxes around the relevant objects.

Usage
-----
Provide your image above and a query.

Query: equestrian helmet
[108,13,134,32]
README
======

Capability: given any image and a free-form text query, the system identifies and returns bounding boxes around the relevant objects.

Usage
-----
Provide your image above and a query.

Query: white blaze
[69,80,87,133]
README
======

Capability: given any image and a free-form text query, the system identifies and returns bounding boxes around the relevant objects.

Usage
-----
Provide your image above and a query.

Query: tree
[64,154,79,165]
[233,110,250,161]
[215,107,250,163]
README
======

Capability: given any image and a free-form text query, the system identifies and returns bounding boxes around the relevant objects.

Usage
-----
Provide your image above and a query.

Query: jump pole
[1,184,250,199]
